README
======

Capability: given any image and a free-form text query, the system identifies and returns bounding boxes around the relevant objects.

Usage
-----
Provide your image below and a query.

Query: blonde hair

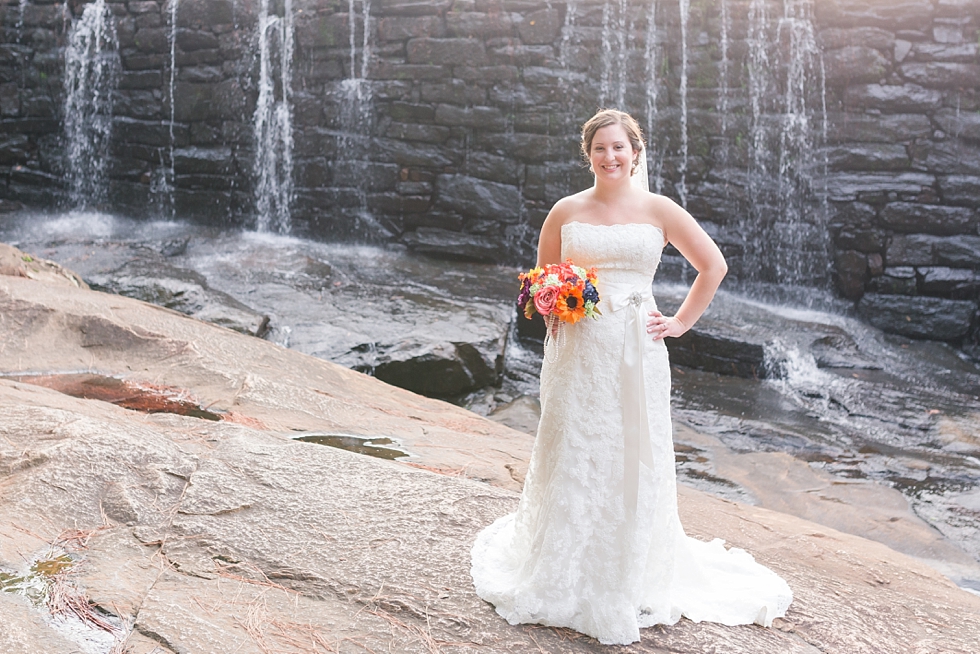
[580,109,644,174]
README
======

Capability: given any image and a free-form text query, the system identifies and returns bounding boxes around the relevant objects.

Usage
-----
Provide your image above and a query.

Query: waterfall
[63,0,120,209]
[775,0,828,285]
[600,2,614,107]
[17,0,26,41]
[741,0,828,287]
[348,0,372,84]
[717,0,731,169]
[747,0,771,182]
[253,0,295,234]
[338,0,376,235]
[747,0,775,276]
[559,0,577,70]
[616,0,630,110]
[643,0,663,193]
[599,0,629,109]
[160,0,179,218]
[677,0,689,208]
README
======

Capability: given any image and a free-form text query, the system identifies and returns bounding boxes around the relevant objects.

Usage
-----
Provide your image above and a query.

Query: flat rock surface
[0,242,88,289]
[1,272,979,653]
[12,231,512,399]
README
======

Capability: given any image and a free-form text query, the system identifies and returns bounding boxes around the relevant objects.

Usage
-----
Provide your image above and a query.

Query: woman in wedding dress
[470,109,793,645]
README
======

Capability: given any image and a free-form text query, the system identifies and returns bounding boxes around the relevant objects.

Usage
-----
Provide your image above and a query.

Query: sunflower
[555,285,586,323]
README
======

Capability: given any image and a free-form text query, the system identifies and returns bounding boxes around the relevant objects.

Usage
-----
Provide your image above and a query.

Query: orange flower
[555,285,586,323]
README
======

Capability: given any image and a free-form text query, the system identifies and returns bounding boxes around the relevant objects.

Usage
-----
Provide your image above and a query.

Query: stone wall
[0,0,978,347]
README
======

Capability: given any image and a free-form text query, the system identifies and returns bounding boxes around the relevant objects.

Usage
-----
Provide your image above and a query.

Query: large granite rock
[857,293,977,340]
[402,225,509,262]
[668,328,770,379]
[879,202,978,235]
[87,258,271,338]
[517,296,772,380]
[823,46,890,85]
[7,233,512,401]
[1,271,979,654]
[832,249,870,300]
[887,233,980,268]
[843,83,943,112]
[0,243,88,289]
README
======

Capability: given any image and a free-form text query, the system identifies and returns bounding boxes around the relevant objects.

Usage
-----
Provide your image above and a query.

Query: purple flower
[517,277,531,309]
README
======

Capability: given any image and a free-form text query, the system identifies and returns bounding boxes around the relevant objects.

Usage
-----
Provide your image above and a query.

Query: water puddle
[293,433,409,460]
[6,373,222,421]
[674,442,754,504]
[2,553,74,603]
[1,549,124,653]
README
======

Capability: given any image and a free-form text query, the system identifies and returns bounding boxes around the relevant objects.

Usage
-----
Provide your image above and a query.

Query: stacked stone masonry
[0,0,978,346]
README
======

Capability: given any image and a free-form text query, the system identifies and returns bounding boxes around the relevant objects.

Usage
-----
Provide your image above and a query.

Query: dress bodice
[561,222,664,288]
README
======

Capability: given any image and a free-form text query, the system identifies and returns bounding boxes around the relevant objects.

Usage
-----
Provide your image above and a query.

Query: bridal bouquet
[518,260,601,326]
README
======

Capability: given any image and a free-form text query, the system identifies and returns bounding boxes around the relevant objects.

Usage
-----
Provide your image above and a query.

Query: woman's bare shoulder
[643,192,692,223]
[545,190,592,227]
[643,191,682,212]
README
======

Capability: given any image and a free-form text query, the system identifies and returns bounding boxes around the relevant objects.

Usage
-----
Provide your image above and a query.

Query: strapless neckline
[562,221,664,239]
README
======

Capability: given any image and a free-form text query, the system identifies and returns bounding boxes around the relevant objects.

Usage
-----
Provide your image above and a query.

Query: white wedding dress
[471,221,792,645]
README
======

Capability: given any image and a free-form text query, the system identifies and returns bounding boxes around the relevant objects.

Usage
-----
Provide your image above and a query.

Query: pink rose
[534,285,559,316]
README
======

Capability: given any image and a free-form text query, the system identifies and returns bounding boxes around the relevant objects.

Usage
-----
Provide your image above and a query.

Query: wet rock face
[0,243,88,288]
[1,0,979,344]
[88,258,272,338]
[857,293,977,341]
[25,233,512,400]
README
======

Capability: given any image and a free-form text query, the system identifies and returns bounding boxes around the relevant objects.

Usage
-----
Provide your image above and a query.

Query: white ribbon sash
[605,282,657,518]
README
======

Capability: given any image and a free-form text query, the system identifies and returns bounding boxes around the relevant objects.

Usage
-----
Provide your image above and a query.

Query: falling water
[63,0,119,209]
[599,0,630,109]
[717,0,731,168]
[338,0,377,236]
[740,0,828,288]
[17,0,26,40]
[676,0,689,208]
[349,0,371,84]
[616,0,630,109]
[742,0,773,279]
[160,0,179,218]
[747,0,771,181]
[558,1,580,116]
[775,0,828,285]
[599,2,614,107]
[559,0,577,69]
[253,0,295,234]
[643,0,663,193]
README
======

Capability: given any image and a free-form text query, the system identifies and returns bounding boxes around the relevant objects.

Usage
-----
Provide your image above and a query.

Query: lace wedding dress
[471,221,792,645]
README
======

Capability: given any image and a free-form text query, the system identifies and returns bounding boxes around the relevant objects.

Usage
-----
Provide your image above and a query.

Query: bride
[470,109,793,645]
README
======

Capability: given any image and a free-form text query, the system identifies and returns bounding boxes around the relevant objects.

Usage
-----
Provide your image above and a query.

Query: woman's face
[589,123,636,181]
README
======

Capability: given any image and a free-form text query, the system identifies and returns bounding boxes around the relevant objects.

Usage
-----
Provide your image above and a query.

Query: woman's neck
[591,175,633,204]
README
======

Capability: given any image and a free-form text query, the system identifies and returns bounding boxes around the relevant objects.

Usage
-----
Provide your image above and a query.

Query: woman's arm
[535,199,571,267]
[647,196,728,340]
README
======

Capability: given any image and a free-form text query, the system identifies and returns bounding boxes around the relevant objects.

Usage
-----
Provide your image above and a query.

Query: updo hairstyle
[580,109,645,175]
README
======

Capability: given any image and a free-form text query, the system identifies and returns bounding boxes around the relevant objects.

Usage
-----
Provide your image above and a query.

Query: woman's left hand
[647,310,687,341]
